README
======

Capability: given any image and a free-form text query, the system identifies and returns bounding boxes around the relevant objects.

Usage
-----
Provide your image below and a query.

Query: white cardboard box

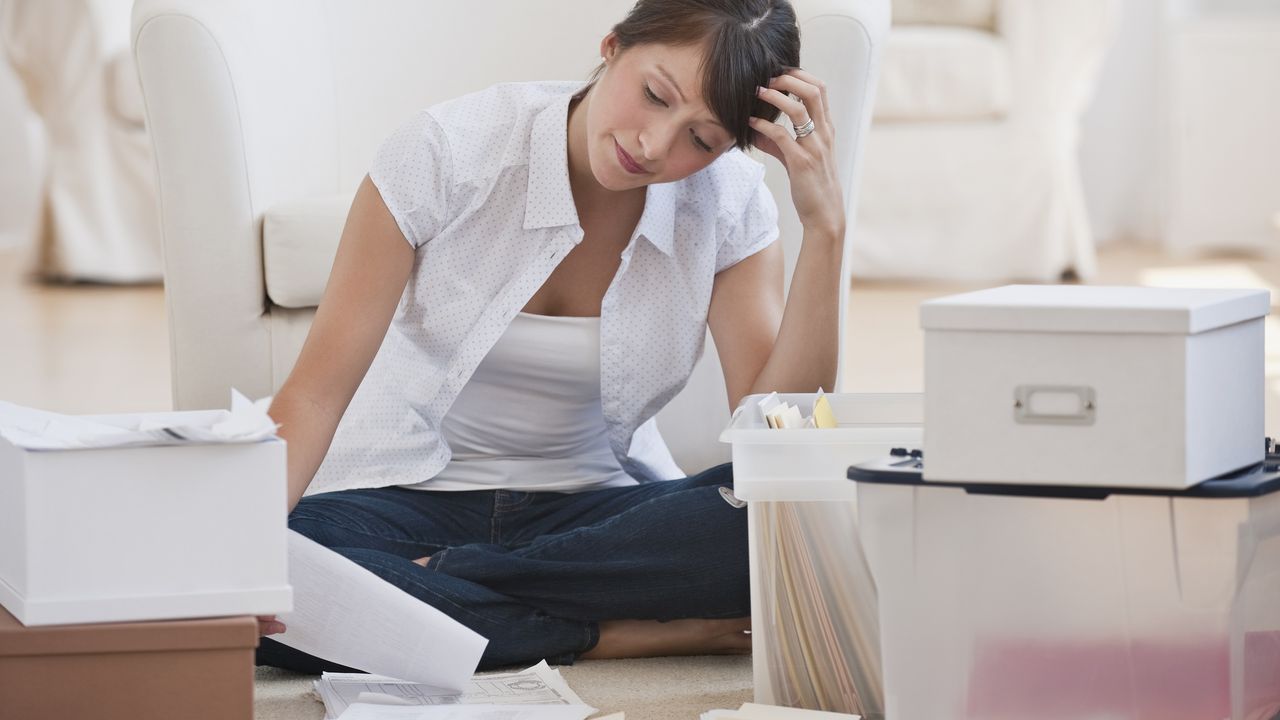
[921,285,1269,489]
[0,410,292,626]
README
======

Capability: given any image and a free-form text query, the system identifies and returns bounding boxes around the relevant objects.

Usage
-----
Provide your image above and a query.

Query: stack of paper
[755,503,883,718]
[314,661,594,720]
[757,390,838,429]
[0,389,278,450]
[703,702,860,720]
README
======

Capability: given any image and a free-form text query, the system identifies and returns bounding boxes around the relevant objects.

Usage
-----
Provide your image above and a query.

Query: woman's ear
[600,32,619,63]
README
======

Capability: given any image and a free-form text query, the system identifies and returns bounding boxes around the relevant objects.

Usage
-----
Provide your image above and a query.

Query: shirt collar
[524,90,581,231]
[524,85,676,257]
[633,181,676,256]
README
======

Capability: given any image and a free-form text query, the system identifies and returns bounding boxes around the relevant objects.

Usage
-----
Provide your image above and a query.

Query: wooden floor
[4,242,1280,432]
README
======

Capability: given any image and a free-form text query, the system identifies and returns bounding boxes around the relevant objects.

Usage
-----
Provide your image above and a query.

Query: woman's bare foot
[257,615,286,636]
[580,617,751,659]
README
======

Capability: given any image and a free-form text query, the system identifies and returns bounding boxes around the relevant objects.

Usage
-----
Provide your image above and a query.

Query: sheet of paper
[315,661,588,720]
[812,389,838,429]
[276,531,488,692]
[758,392,782,427]
[0,389,278,450]
[336,704,595,720]
[738,702,860,720]
[702,704,859,720]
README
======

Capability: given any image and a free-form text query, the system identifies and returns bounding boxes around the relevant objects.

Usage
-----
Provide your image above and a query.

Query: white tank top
[404,312,637,493]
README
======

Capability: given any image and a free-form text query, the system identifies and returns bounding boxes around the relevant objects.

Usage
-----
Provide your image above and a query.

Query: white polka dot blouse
[308,81,779,495]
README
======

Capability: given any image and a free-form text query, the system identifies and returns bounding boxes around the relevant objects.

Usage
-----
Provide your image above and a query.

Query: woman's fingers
[757,85,810,133]
[748,117,799,167]
[767,73,829,140]
[780,67,830,120]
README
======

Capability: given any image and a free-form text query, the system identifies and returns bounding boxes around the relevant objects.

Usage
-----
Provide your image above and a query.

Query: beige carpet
[254,656,753,720]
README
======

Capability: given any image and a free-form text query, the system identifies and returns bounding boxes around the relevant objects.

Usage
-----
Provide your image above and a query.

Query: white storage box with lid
[721,392,922,720]
[849,454,1280,720]
[0,409,293,626]
[921,285,1270,488]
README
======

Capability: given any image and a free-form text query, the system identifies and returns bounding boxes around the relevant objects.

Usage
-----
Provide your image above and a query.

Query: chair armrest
[132,0,340,410]
[789,0,889,388]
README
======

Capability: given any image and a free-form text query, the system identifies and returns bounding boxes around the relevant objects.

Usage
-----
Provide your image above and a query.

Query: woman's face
[584,36,737,191]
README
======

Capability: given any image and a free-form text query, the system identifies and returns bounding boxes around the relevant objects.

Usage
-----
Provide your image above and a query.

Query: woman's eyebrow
[655,64,688,103]
[655,63,728,133]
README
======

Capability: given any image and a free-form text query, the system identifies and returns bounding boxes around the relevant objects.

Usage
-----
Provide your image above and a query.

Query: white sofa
[852,0,1118,282]
[131,0,889,473]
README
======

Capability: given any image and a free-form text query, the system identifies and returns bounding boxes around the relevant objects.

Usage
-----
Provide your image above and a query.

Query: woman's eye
[643,83,666,106]
[645,82,713,152]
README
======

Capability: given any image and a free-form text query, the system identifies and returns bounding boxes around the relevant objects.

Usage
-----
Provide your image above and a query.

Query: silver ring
[794,117,815,138]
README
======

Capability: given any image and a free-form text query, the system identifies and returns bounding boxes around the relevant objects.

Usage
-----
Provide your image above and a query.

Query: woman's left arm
[708,69,846,412]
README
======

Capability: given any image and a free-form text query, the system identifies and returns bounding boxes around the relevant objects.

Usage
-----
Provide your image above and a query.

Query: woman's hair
[584,0,801,150]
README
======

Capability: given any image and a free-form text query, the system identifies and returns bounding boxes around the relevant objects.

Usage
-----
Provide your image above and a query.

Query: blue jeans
[255,462,748,671]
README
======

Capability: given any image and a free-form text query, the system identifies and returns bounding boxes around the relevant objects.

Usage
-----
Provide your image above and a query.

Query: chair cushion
[873,26,1011,122]
[893,0,995,29]
[262,195,349,309]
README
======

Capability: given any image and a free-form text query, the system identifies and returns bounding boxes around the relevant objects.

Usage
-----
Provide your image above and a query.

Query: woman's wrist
[801,217,846,246]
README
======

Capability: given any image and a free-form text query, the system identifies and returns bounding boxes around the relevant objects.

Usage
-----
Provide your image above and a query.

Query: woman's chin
[592,167,643,193]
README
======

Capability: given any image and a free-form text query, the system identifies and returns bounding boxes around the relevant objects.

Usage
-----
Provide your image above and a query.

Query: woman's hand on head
[750,69,845,239]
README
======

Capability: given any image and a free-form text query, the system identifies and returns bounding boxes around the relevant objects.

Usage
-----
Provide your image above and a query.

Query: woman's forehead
[627,42,728,129]
[627,42,708,91]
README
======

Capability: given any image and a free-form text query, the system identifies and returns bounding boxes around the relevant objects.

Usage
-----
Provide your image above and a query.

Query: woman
[257,0,844,670]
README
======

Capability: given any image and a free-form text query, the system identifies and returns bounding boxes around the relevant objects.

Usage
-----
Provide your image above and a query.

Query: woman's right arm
[269,175,415,512]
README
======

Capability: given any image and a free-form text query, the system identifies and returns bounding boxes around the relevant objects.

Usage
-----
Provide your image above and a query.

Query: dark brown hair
[583,0,801,150]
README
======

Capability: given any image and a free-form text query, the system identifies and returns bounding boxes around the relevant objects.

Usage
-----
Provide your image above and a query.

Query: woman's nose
[638,122,680,162]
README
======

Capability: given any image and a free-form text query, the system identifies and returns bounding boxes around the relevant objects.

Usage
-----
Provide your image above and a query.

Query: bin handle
[1014,385,1096,426]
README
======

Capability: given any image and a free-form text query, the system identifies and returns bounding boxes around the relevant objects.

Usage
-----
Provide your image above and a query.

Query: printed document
[315,661,589,720]
[335,704,594,720]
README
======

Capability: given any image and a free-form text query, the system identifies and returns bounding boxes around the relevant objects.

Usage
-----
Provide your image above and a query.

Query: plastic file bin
[721,393,922,720]
[849,454,1280,720]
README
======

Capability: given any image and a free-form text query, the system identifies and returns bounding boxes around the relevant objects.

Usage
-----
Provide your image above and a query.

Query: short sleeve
[715,178,780,274]
[368,111,454,249]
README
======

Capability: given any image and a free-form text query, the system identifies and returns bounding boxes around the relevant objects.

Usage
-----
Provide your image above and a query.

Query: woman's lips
[614,139,649,175]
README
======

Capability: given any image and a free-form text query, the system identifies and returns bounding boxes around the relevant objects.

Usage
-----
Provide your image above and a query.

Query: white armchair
[131,0,888,473]
[851,0,1118,283]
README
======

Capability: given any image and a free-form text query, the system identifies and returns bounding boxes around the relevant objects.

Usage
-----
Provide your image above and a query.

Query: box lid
[0,605,258,657]
[920,285,1270,335]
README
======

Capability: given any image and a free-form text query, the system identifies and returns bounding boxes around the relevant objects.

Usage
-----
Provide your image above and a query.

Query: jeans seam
[428,548,448,573]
